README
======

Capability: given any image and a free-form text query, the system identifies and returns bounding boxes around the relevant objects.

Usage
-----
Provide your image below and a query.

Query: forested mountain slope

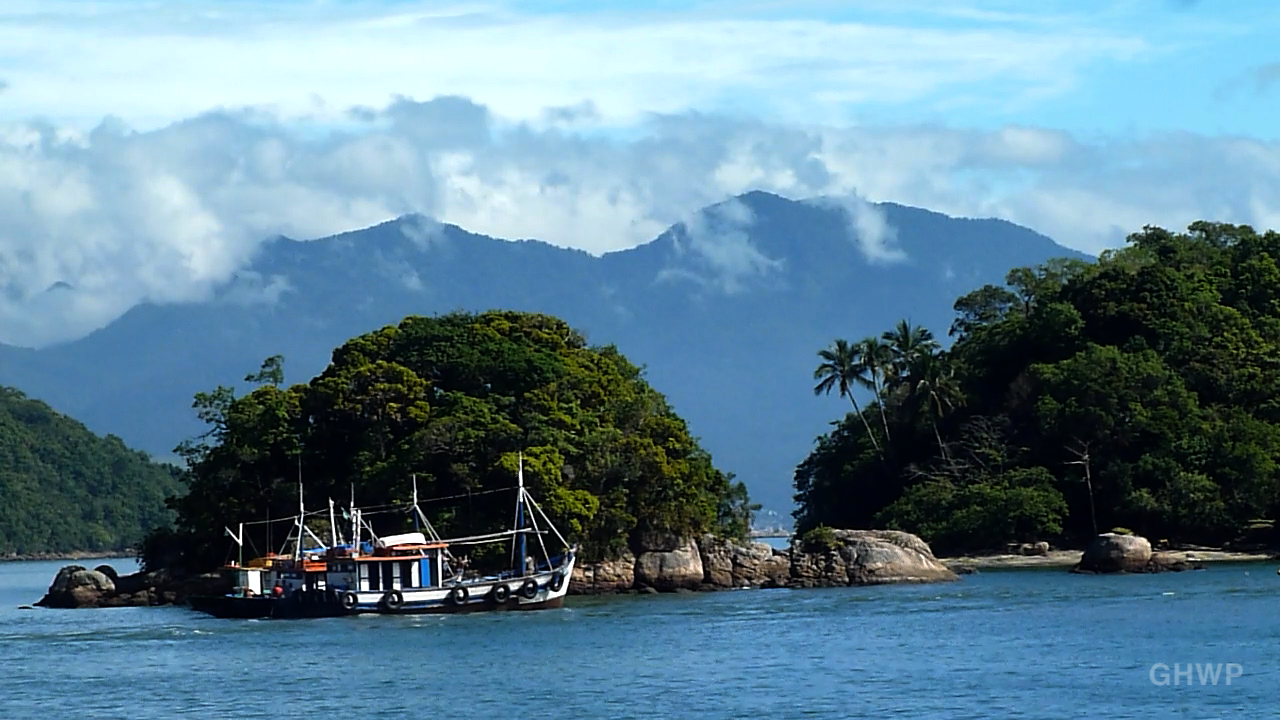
[0,387,182,555]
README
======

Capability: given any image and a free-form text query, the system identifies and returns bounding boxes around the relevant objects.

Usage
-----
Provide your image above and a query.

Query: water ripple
[1,560,1276,718]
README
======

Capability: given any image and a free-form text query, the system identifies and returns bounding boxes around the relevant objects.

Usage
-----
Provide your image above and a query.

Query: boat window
[368,562,381,591]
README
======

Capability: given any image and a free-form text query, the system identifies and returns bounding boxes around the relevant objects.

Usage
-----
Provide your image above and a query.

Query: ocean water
[2,558,1276,719]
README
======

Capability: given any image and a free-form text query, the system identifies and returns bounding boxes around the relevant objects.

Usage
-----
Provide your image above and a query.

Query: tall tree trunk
[872,370,893,445]
[931,392,949,462]
[932,420,948,463]
[847,394,883,456]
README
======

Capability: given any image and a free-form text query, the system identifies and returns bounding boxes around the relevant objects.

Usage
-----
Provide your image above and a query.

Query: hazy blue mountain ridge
[0,191,1089,513]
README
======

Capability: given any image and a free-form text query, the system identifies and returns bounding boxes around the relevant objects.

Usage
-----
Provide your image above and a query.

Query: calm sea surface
[2,558,1276,719]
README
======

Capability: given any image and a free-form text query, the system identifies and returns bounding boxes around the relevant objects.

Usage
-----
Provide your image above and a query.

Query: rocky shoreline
[942,535,1275,573]
[33,529,960,608]
[941,548,1273,571]
[2,551,137,563]
[31,530,1276,609]
[569,529,959,594]
[33,564,229,609]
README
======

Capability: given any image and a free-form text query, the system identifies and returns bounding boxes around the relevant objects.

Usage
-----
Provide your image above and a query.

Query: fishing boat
[276,453,578,617]
[190,454,577,619]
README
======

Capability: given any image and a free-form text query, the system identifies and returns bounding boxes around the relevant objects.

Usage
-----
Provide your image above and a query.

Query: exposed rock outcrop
[1072,533,1193,574]
[787,529,959,587]
[34,565,230,608]
[698,534,790,588]
[634,537,704,591]
[1146,551,1194,572]
[35,565,117,608]
[569,549,636,594]
[1010,541,1050,556]
[1078,533,1152,572]
[569,528,957,594]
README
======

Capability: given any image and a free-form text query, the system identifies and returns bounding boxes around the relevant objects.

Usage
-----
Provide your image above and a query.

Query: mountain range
[0,190,1090,516]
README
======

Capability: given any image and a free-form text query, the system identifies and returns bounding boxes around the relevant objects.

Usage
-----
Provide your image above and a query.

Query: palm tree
[855,336,895,446]
[882,319,941,390]
[813,339,883,456]
[904,351,964,461]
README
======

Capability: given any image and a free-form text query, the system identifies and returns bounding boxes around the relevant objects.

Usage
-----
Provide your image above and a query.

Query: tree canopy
[0,387,182,555]
[796,222,1280,553]
[148,311,753,572]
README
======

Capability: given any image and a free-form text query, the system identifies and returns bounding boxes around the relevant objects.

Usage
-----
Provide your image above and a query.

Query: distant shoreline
[6,547,1274,570]
[939,548,1276,570]
[0,551,137,564]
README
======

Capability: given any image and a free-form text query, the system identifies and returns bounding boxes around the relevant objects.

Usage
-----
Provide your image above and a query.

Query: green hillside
[0,387,183,555]
[796,221,1280,553]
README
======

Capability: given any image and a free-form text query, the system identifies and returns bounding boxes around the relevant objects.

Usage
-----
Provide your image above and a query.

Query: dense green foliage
[796,222,1280,553]
[0,387,182,555]
[149,311,753,572]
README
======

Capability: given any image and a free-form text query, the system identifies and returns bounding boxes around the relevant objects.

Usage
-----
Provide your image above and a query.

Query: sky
[2,0,1280,346]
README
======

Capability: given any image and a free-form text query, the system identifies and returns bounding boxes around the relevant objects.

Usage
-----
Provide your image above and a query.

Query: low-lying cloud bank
[2,95,1279,348]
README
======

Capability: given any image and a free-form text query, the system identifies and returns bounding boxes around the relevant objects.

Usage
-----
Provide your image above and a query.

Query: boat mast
[412,474,420,533]
[516,451,527,575]
[295,469,304,561]
[225,522,244,566]
[328,497,338,548]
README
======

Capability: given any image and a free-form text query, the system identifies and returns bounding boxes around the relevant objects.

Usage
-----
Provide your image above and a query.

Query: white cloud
[0,1,1147,131]
[0,2,1278,348]
[399,214,447,251]
[218,270,293,307]
[4,97,1280,348]
[806,194,906,264]
[659,197,783,293]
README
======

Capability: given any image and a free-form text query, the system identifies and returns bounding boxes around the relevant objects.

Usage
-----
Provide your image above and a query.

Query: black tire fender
[490,584,510,603]
[520,579,539,600]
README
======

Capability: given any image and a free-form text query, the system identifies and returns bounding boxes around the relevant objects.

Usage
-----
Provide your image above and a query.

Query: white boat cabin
[323,533,450,593]
[229,566,269,597]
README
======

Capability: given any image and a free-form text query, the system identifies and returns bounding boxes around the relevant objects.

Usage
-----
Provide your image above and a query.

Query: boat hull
[355,592,567,615]
[188,594,279,619]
